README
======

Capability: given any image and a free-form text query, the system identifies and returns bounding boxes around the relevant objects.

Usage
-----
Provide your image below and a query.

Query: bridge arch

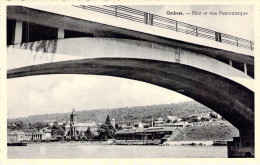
[8,57,254,132]
[7,38,254,91]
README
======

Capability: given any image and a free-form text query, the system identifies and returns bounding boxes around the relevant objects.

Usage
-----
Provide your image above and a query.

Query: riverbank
[25,140,115,145]
[164,141,228,146]
[15,139,228,147]
[114,140,161,145]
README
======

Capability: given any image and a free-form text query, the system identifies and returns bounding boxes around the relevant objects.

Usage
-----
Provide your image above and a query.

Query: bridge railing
[73,5,254,50]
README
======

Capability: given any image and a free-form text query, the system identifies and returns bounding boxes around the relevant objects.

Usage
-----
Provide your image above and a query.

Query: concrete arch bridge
[7,38,254,157]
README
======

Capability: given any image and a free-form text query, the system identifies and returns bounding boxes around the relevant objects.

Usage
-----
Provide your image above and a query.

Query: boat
[7,142,27,146]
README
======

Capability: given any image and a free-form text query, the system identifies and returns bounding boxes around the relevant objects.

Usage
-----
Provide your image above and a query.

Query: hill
[174,121,239,141]
[8,101,214,125]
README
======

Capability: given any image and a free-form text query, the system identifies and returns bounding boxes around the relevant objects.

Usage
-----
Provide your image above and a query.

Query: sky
[7,5,254,119]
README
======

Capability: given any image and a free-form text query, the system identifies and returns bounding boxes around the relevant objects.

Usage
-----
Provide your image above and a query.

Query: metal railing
[73,5,254,50]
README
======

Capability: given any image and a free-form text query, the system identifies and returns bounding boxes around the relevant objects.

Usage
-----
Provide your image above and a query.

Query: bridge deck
[21,5,254,58]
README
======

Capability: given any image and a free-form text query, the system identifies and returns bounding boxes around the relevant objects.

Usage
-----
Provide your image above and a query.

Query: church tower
[70,107,77,139]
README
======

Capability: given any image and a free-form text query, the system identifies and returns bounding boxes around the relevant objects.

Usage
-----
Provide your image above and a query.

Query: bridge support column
[229,60,233,66]
[58,28,64,39]
[14,21,23,44]
[244,63,248,75]
[227,128,254,158]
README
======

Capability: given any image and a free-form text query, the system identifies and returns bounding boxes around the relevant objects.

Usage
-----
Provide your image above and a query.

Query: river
[8,142,227,158]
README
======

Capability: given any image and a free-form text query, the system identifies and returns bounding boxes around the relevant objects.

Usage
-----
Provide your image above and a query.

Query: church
[65,108,99,139]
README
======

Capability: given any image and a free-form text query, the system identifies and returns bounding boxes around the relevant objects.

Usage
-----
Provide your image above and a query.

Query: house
[32,131,43,141]
[7,130,26,143]
[177,118,184,122]
[141,123,150,128]
[43,120,57,127]
[164,121,191,127]
[134,122,143,128]
[187,114,201,122]
[25,132,32,141]
[154,117,165,127]
[120,124,134,130]
[41,128,52,141]
[166,116,178,123]
[32,128,52,141]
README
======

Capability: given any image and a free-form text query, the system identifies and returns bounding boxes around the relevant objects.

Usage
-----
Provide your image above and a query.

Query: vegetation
[84,126,94,140]
[174,122,239,141]
[8,101,213,125]
[97,115,116,140]
[7,101,237,142]
[51,122,65,136]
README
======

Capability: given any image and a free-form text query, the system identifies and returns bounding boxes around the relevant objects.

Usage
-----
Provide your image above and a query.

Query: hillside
[174,121,239,141]
[8,101,214,125]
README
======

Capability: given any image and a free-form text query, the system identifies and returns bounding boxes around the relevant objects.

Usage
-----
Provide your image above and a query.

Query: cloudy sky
[7,5,253,118]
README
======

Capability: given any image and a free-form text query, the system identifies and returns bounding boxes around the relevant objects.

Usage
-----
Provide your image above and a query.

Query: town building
[142,123,151,128]
[134,122,143,128]
[154,117,165,127]
[43,120,57,127]
[187,114,201,122]
[7,130,27,143]
[32,131,43,141]
[120,124,134,130]
[25,132,32,141]
[65,108,99,138]
[65,121,99,137]
[164,121,191,127]
[32,128,52,141]
[115,127,182,143]
[166,116,178,123]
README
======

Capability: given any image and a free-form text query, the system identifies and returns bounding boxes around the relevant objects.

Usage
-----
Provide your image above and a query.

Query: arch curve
[7,58,254,131]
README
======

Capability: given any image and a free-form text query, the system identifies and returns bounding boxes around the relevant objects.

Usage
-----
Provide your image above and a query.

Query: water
[8,142,227,158]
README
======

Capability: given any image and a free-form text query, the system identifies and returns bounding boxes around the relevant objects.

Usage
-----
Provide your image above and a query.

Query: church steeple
[70,107,77,123]
[72,107,76,115]
[70,107,77,139]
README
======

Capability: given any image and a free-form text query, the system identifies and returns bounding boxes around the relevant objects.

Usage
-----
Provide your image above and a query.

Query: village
[7,107,227,146]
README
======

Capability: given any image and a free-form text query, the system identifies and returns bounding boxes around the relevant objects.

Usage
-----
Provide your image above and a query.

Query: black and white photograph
[4,3,255,159]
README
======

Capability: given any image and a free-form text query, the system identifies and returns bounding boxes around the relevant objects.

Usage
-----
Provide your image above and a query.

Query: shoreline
[11,140,228,146]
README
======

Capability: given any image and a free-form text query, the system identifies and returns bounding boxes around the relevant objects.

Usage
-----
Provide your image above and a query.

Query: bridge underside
[7,58,254,132]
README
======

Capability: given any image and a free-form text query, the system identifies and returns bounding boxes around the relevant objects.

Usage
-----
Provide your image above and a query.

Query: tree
[97,115,116,140]
[115,123,119,130]
[105,115,112,126]
[98,124,115,140]
[85,126,94,140]
[105,115,116,131]
[51,122,65,136]
[209,112,218,119]
[29,123,33,129]
[34,122,44,131]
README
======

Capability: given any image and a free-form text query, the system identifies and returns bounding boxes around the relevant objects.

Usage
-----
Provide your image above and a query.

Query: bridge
[7,5,254,157]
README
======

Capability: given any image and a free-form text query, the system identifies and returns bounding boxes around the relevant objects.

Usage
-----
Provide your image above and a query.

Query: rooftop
[116,127,177,135]
[8,130,25,135]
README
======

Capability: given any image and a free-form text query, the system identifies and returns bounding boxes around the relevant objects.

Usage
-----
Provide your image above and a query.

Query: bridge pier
[227,128,254,158]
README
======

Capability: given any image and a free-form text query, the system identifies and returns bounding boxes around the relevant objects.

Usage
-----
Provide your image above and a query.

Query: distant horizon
[8,100,196,120]
[8,75,193,119]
